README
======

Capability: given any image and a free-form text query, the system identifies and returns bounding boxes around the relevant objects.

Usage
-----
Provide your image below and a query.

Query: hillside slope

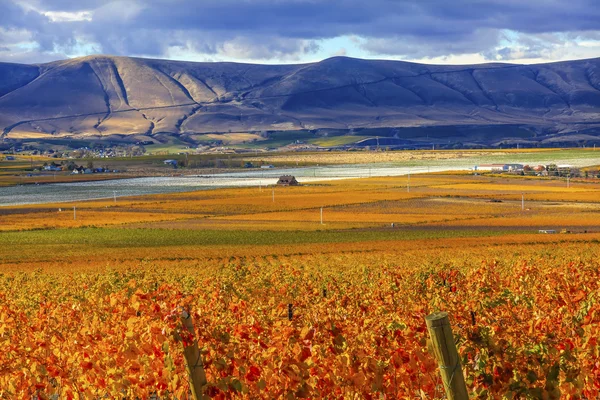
[1,55,600,140]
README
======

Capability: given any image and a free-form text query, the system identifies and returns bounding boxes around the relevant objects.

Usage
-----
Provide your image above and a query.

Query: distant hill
[1,55,600,146]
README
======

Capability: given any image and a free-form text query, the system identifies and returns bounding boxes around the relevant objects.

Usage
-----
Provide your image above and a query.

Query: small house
[5,156,15,161]
[277,175,299,186]
[557,165,573,175]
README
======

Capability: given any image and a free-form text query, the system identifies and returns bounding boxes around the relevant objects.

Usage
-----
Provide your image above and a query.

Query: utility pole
[567,175,570,188]
[73,206,76,220]
[407,171,410,193]
[320,207,323,225]
[114,191,117,203]
[272,188,275,203]
[522,193,524,211]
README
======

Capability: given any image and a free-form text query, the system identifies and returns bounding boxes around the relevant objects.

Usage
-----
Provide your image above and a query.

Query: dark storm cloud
[1,0,599,62]
[92,0,600,39]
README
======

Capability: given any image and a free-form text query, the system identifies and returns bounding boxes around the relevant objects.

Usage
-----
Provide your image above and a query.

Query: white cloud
[332,48,347,57]
[215,36,320,62]
[43,11,92,22]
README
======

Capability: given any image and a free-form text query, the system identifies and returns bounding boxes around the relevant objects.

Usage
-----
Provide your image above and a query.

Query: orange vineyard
[2,249,600,398]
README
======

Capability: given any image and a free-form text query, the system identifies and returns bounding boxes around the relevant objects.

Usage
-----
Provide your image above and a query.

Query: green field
[0,226,523,248]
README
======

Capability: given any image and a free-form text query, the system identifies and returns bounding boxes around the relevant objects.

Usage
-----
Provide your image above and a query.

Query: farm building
[504,163,524,172]
[475,164,505,171]
[277,175,299,186]
[475,163,524,172]
[557,165,573,174]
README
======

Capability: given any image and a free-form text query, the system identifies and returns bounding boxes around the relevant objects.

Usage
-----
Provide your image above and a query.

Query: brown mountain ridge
[1,55,600,145]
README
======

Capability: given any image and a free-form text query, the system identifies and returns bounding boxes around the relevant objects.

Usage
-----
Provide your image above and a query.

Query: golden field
[1,171,600,398]
[244,149,557,165]
[2,173,598,233]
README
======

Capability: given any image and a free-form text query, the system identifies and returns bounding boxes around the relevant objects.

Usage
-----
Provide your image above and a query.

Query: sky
[1,0,600,65]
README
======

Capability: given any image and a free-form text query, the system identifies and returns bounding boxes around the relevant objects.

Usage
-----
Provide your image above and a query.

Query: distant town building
[277,175,299,186]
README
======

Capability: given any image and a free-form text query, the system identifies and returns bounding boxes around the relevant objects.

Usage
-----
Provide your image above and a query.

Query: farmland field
[1,170,600,398]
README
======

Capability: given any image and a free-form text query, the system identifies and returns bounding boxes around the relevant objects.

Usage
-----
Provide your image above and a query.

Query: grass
[311,135,367,147]
[0,226,520,248]
[242,148,600,167]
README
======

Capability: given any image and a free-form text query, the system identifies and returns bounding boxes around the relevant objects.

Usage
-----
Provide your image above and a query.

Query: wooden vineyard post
[180,309,207,399]
[425,312,469,400]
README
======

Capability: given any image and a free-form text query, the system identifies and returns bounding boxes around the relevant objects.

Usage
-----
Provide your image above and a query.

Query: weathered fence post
[425,311,469,400]
[180,309,207,400]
